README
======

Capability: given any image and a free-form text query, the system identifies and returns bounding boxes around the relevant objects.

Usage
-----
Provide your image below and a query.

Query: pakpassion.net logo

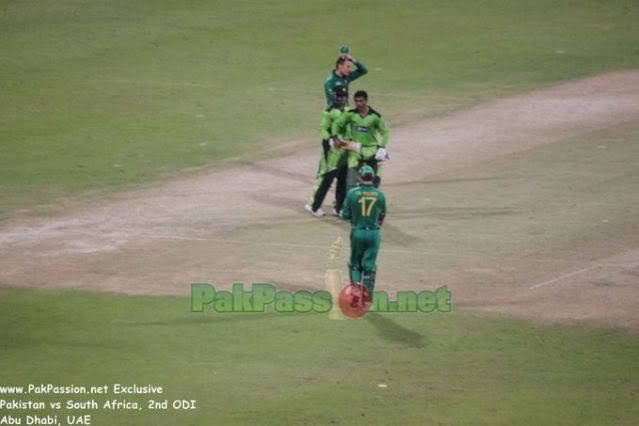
[191,283,451,318]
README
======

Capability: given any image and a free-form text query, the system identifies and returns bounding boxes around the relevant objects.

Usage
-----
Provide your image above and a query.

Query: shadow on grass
[365,313,425,348]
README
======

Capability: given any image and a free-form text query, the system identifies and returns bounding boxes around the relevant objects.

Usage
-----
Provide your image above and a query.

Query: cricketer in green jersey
[305,84,351,217]
[341,165,387,296]
[324,54,368,108]
[331,90,390,193]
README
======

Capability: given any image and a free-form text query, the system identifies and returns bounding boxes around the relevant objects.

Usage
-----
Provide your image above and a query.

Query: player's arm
[377,116,389,147]
[331,110,352,141]
[320,110,332,141]
[347,59,368,82]
[320,110,333,156]
[374,116,390,161]
[378,193,387,226]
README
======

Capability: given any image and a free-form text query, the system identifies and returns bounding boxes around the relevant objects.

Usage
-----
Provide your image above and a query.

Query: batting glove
[375,147,387,162]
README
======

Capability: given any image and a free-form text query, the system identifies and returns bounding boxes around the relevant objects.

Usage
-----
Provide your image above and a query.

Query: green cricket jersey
[341,183,386,230]
[317,105,350,175]
[332,107,389,148]
[321,106,351,141]
[324,61,368,108]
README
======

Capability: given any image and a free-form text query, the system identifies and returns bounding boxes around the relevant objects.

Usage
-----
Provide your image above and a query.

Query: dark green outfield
[1,289,637,425]
[2,0,639,218]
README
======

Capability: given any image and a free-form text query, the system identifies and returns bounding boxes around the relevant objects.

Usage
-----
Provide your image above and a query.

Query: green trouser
[349,228,381,292]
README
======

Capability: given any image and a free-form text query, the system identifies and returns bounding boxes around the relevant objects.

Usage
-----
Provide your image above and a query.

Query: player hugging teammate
[305,46,390,299]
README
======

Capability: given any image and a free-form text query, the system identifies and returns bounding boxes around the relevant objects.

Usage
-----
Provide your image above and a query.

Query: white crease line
[529,262,639,290]
[147,233,624,265]
[6,226,634,268]
[64,229,635,265]
[529,265,603,290]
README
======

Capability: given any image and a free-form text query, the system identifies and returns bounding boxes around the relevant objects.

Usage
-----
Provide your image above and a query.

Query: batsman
[305,84,351,216]
[341,165,387,298]
[332,90,389,193]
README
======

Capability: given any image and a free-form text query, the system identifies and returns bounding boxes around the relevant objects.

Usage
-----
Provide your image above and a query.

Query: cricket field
[1,1,638,425]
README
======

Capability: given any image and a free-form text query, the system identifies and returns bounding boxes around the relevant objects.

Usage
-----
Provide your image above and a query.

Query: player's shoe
[332,207,341,217]
[304,204,325,217]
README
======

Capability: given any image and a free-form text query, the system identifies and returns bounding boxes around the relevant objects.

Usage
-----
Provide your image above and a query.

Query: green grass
[1,288,637,425]
[1,0,639,218]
